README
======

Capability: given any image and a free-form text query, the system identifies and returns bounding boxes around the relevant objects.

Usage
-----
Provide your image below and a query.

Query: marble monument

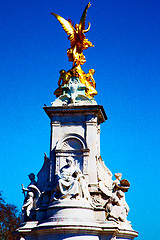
[14,3,138,240]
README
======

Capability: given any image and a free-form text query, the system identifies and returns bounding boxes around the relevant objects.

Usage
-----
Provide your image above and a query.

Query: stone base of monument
[45,199,98,226]
[15,199,138,240]
[15,221,138,240]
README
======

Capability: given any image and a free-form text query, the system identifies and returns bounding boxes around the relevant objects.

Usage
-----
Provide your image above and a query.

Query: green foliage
[0,192,21,240]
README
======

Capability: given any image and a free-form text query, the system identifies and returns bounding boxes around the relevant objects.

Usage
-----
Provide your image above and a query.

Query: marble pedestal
[14,104,138,240]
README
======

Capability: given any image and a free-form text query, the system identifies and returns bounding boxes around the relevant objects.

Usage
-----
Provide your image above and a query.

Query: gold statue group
[51,2,97,99]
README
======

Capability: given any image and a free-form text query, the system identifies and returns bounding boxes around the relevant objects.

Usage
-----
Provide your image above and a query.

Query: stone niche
[55,133,89,181]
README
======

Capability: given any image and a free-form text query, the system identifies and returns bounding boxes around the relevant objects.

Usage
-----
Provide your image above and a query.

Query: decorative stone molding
[55,134,90,177]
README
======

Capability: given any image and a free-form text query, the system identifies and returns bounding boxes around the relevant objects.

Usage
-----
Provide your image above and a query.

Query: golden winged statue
[51,2,97,99]
[51,2,94,67]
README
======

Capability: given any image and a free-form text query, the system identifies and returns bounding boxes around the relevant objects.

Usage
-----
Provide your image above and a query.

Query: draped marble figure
[51,156,90,201]
[21,174,41,221]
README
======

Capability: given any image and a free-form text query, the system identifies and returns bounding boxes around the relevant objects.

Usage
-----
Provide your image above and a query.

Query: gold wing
[79,2,91,33]
[51,12,75,41]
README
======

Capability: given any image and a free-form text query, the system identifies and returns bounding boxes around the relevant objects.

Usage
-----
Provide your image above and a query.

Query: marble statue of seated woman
[51,156,91,202]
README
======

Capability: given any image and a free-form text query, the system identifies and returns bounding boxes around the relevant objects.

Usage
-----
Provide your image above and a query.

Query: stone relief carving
[21,174,41,221]
[91,194,103,207]
[90,157,131,224]
[20,154,131,225]
[97,156,113,197]
[61,138,83,151]
[51,156,91,202]
[90,156,113,208]
[106,189,130,223]
[55,134,89,175]
[105,174,130,223]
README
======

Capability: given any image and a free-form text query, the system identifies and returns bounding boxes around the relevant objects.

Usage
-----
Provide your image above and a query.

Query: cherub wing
[79,2,91,33]
[51,13,75,42]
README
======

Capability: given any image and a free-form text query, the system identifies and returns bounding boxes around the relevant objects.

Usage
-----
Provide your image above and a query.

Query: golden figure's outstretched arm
[51,12,75,40]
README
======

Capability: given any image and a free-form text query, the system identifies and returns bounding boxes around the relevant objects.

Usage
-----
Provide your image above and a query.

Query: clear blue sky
[0,0,160,239]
